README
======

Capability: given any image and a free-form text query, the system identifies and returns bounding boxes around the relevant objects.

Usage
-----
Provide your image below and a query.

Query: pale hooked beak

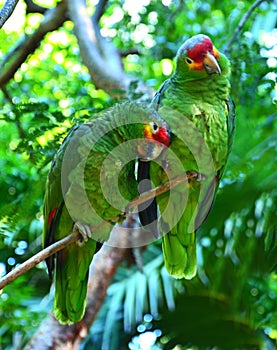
[137,141,166,161]
[203,52,221,75]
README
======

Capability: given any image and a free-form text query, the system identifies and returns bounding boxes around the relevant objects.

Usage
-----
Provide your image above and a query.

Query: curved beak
[137,141,166,161]
[203,52,221,75]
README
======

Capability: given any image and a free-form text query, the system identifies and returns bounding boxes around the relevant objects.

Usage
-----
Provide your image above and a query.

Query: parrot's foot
[186,170,206,182]
[73,222,92,245]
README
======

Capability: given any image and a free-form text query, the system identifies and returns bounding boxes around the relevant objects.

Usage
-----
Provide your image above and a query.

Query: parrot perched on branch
[138,34,236,279]
[43,102,170,324]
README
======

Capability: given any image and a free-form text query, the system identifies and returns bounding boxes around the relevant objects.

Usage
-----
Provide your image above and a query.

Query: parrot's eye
[150,121,159,134]
[185,57,194,64]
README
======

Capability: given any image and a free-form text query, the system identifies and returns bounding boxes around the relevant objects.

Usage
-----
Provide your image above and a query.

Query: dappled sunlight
[0,0,276,348]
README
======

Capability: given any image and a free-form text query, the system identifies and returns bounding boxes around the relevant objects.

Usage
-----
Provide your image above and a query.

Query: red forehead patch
[187,37,213,62]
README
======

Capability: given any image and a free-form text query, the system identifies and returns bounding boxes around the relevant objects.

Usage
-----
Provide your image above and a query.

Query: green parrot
[138,34,236,279]
[43,102,170,324]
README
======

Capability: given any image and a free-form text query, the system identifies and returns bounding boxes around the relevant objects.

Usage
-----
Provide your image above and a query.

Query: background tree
[0,0,276,349]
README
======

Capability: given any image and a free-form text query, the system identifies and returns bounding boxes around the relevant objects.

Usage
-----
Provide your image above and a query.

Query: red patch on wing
[48,207,58,227]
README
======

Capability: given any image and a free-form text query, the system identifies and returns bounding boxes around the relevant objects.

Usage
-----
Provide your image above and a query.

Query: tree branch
[23,216,137,350]
[0,0,150,99]
[66,0,151,99]
[126,171,203,211]
[0,171,200,291]
[23,245,128,350]
[92,0,108,23]
[0,1,68,88]
[66,0,130,96]
[24,0,48,14]
[225,0,266,53]
[0,0,19,28]
[0,233,78,290]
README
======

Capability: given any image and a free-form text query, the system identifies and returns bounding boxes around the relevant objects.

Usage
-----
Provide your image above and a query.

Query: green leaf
[158,294,264,349]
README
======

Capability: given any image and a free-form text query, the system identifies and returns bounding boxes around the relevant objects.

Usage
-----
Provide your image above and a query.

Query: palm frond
[84,244,180,350]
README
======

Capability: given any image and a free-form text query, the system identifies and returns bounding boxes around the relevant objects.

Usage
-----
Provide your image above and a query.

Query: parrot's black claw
[74,222,92,245]
[187,170,206,182]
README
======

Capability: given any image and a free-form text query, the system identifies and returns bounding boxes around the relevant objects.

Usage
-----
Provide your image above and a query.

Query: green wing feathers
[145,35,235,280]
[43,102,170,324]
[54,237,96,324]
[162,230,196,279]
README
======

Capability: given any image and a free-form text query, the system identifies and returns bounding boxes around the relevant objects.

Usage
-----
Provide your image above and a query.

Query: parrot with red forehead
[138,34,235,279]
[43,102,170,324]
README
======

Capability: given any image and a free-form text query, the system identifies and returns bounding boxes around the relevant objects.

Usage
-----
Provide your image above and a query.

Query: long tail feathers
[53,239,96,324]
[162,229,197,280]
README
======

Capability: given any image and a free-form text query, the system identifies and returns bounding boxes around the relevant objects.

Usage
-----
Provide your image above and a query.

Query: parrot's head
[137,120,170,161]
[176,34,221,78]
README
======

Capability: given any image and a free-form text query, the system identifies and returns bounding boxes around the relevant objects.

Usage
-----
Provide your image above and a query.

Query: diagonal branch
[92,0,108,23]
[0,171,200,291]
[0,232,78,290]
[24,215,141,350]
[0,1,68,88]
[126,171,202,212]
[0,0,19,28]
[23,226,130,350]
[0,0,149,99]
[224,0,266,53]
[24,0,48,14]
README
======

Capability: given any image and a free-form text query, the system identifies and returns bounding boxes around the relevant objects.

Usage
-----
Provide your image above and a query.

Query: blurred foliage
[0,0,276,349]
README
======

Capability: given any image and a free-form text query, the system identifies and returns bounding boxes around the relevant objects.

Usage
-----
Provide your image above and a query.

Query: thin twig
[0,233,78,290]
[92,0,108,23]
[125,171,202,212]
[225,0,266,53]
[0,0,19,28]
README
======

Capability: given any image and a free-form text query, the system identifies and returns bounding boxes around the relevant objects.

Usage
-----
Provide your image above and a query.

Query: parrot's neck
[171,72,230,104]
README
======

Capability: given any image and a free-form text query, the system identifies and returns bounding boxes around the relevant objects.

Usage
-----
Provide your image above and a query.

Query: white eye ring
[185,57,194,64]
[150,121,159,134]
